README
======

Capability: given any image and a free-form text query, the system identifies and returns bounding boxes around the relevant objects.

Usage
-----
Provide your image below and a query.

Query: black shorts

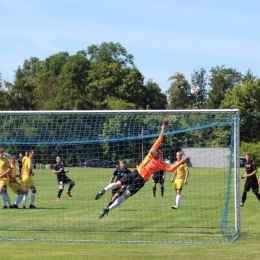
[119,170,146,196]
[153,176,164,185]
[244,179,259,193]
[112,187,127,196]
[58,177,73,186]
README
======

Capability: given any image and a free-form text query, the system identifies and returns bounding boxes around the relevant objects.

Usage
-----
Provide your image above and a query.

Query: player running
[53,156,75,201]
[95,118,190,218]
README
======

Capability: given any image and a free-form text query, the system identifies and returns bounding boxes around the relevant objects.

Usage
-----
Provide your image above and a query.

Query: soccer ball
[191,86,201,96]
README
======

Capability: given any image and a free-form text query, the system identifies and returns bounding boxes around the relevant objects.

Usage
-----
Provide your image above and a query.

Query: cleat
[9,205,13,209]
[23,206,26,209]
[29,205,37,209]
[13,204,19,209]
[171,206,178,209]
[161,194,163,197]
[2,206,8,209]
[66,191,72,197]
[240,203,244,207]
[95,189,106,200]
[56,198,60,202]
[99,207,109,219]
[152,194,156,197]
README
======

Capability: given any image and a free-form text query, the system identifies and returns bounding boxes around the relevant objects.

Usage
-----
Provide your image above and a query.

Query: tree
[166,72,191,109]
[221,78,260,143]
[242,69,256,83]
[206,66,242,109]
[86,61,145,109]
[143,80,167,109]
[0,71,9,110]
[22,57,39,81]
[87,42,134,67]
[191,67,208,108]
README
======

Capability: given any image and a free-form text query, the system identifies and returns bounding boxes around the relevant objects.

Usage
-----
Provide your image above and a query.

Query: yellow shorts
[9,179,22,194]
[21,175,35,190]
[173,179,184,190]
[0,177,9,187]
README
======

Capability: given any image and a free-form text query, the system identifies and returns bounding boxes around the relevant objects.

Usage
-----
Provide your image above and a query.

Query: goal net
[0,110,240,243]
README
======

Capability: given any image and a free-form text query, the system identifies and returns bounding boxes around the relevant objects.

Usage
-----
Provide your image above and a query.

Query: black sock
[242,192,247,204]
[107,201,113,208]
[58,189,63,198]
[161,187,164,196]
[68,184,75,192]
[153,187,156,195]
[254,192,260,201]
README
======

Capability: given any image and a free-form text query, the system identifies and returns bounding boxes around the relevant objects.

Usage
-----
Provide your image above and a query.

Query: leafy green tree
[22,57,39,81]
[86,61,145,109]
[240,141,260,166]
[87,42,134,67]
[242,69,257,83]
[166,72,191,109]
[206,66,242,108]
[0,72,9,110]
[191,67,208,108]
[221,78,260,143]
[143,80,167,109]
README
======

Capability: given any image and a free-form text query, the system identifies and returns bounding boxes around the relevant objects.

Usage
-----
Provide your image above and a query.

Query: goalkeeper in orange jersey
[170,151,189,209]
[95,118,190,219]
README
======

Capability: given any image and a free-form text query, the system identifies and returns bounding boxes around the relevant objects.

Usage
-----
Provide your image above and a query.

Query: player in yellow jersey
[170,151,189,209]
[0,148,12,209]
[13,150,37,209]
[9,156,25,208]
[21,151,28,179]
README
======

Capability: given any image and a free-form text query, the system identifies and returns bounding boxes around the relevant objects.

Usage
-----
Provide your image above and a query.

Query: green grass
[1,167,260,259]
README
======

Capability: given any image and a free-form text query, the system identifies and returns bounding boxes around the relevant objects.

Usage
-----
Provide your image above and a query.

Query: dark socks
[242,192,247,204]
[57,189,63,198]
[153,187,156,196]
[68,184,75,192]
[161,186,164,196]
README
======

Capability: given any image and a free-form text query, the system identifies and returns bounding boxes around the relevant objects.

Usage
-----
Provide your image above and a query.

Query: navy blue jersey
[54,163,68,181]
[245,161,258,181]
[17,158,23,170]
[113,167,131,182]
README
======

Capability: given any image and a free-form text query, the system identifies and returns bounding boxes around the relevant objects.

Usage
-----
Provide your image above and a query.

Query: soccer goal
[0,110,240,243]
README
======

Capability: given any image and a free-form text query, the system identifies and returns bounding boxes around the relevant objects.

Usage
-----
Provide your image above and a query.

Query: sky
[0,0,260,93]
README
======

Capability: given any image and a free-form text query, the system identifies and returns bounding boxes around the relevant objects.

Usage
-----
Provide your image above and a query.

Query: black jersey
[17,158,23,170]
[113,166,131,182]
[245,161,258,181]
[153,169,165,178]
[53,163,68,181]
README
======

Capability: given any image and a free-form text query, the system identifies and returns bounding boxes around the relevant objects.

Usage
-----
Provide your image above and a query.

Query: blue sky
[0,0,259,93]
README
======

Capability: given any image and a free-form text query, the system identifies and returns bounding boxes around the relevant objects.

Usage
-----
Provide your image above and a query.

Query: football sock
[176,194,181,208]
[58,189,63,198]
[254,192,260,201]
[5,194,12,206]
[161,186,164,196]
[107,201,113,207]
[23,194,28,207]
[153,187,156,196]
[68,184,75,192]
[30,193,36,205]
[242,192,247,204]
[1,193,7,206]
[109,195,126,211]
[104,183,118,192]
[15,194,24,205]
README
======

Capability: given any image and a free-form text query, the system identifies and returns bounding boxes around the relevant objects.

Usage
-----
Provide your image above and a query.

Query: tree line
[1,41,260,161]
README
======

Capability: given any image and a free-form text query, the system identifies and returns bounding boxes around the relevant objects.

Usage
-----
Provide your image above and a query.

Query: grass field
[1,166,260,259]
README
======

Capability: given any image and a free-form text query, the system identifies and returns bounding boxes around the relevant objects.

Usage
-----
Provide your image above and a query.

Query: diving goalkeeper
[95,118,190,219]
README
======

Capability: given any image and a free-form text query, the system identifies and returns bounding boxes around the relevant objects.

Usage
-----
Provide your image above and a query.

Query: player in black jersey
[17,153,23,177]
[53,156,75,202]
[240,153,260,207]
[152,169,166,197]
[106,159,131,208]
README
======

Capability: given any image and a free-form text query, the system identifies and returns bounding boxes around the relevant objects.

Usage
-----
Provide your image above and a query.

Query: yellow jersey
[9,163,17,179]
[174,161,188,179]
[23,157,34,176]
[22,156,28,165]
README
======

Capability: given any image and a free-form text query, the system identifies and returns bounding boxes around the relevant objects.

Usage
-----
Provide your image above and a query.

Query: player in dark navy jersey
[240,153,260,207]
[106,159,131,208]
[53,156,75,202]
[152,168,166,197]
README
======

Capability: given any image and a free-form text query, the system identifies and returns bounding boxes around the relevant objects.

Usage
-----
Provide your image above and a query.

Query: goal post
[0,109,240,243]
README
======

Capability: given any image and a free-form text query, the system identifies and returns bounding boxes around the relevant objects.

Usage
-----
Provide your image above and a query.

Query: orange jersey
[137,134,182,181]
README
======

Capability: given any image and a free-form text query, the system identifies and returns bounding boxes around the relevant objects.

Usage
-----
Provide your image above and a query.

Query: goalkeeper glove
[180,157,190,164]
[162,118,171,131]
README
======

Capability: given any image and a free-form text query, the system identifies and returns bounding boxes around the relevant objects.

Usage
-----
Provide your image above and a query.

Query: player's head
[119,159,126,169]
[151,148,163,159]
[9,155,16,164]
[56,156,61,163]
[25,151,29,156]
[0,148,4,158]
[28,150,35,159]
[176,151,182,161]
[19,153,23,158]
[246,153,251,162]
